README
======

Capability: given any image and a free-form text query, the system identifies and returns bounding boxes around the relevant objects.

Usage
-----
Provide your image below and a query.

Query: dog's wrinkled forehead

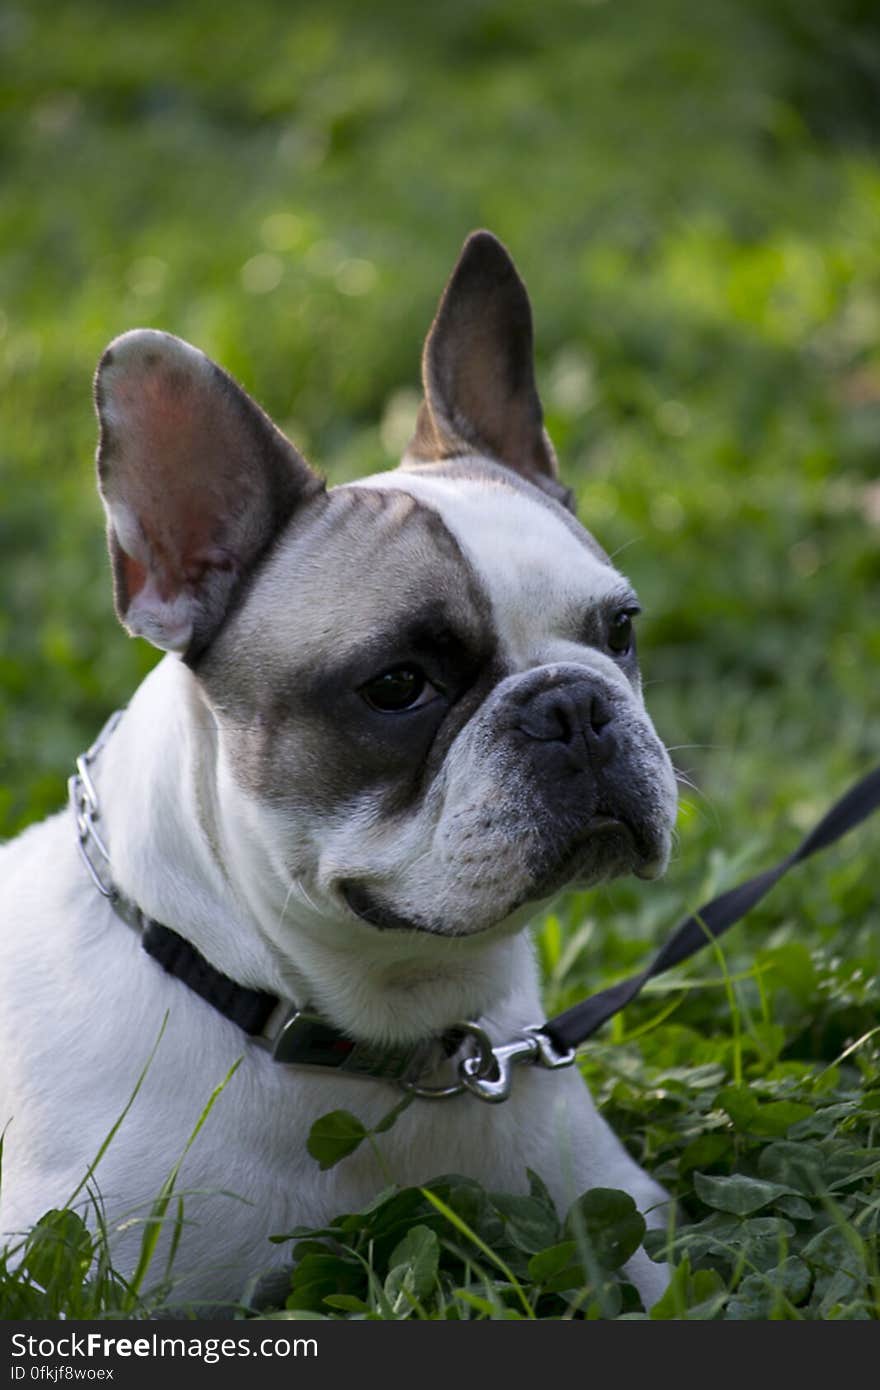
[349,459,626,667]
[201,479,494,697]
[204,455,625,705]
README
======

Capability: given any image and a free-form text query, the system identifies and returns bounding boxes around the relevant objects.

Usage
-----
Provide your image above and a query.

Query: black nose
[516,678,617,768]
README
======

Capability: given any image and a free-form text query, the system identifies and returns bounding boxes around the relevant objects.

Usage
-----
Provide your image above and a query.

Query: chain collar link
[69,709,125,904]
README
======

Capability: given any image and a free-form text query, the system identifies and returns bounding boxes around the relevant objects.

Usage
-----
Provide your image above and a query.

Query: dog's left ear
[408,230,574,512]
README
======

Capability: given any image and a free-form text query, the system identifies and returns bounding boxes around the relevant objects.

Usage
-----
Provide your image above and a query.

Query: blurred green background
[4,3,880,1315]
[1,0,878,935]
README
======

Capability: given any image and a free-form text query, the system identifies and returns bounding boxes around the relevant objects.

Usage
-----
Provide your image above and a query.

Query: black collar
[140,915,461,1083]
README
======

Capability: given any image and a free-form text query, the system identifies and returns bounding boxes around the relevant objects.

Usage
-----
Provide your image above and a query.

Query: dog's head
[94,232,677,1026]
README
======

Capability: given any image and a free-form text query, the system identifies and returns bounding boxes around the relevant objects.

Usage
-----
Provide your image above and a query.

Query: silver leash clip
[458,1026,577,1103]
[403,1022,576,1104]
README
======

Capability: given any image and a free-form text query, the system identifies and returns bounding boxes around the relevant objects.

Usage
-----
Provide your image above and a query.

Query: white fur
[0,479,672,1312]
[353,462,629,672]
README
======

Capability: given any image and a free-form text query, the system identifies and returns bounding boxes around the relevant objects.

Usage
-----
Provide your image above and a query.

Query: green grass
[1,0,879,1319]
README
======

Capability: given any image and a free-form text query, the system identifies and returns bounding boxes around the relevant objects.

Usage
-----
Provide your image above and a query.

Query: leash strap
[542,764,880,1052]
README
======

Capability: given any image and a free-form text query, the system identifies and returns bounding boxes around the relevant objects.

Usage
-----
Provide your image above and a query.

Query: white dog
[0,232,677,1310]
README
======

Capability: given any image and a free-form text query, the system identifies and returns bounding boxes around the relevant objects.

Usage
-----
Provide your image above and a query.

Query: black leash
[542,764,880,1052]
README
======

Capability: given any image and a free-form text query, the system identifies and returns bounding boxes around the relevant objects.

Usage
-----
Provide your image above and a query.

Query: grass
[1,0,879,1319]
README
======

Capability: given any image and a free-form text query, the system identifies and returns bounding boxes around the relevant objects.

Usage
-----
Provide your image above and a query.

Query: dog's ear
[94,329,323,657]
[408,230,574,511]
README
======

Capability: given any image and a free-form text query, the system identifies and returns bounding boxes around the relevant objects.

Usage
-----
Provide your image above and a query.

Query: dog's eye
[361,665,436,713]
[607,609,637,656]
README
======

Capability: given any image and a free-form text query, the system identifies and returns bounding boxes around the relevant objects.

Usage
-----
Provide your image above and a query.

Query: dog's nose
[516,679,617,768]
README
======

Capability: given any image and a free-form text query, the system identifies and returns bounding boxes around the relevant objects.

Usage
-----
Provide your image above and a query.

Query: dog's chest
[0,815,578,1286]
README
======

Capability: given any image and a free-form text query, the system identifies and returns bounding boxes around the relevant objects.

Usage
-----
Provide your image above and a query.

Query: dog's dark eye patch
[236,601,498,819]
[195,482,499,817]
[298,608,486,712]
[575,588,641,656]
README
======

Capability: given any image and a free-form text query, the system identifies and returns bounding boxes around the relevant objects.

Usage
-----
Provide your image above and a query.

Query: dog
[0,231,677,1311]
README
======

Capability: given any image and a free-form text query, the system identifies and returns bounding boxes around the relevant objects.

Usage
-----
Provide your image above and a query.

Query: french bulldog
[0,231,678,1311]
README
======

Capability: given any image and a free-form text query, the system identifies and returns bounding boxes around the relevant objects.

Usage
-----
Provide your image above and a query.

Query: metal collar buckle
[261,1007,437,1083]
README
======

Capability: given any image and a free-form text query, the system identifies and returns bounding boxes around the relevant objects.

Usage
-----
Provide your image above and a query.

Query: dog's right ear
[94,330,323,658]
